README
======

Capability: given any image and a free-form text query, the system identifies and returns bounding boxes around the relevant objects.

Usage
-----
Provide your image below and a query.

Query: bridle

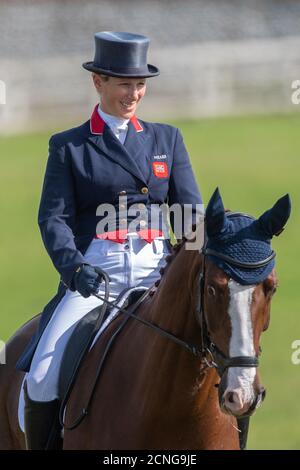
[198,212,275,377]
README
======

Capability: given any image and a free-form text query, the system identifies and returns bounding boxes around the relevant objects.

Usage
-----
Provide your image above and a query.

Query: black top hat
[82,31,159,78]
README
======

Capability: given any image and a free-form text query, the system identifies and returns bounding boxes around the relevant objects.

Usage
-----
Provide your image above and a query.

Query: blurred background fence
[1,0,300,132]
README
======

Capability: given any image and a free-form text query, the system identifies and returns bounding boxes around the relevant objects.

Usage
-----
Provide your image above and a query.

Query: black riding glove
[73,264,105,298]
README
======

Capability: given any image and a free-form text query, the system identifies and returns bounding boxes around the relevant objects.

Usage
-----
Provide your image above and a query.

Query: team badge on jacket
[152,162,168,178]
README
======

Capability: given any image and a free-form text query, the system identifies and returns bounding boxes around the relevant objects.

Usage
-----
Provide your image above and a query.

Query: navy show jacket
[39,106,202,287]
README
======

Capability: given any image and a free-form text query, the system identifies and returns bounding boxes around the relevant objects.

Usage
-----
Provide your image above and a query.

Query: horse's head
[200,188,291,418]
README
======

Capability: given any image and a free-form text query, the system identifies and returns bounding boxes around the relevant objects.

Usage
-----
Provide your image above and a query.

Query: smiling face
[92,73,147,119]
[203,260,278,417]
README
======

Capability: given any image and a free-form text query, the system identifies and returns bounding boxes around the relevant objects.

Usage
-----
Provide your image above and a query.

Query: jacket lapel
[125,122,152,182]
[86,106,148,184]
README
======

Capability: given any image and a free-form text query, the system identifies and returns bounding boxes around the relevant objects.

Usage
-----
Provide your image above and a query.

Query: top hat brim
[82,62,160,78]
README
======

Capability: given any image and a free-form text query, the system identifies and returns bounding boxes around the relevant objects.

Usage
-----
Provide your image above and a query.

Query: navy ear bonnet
[205,188,291,285]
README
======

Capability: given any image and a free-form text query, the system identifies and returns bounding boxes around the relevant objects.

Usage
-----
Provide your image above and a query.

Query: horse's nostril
[223,390,243,411]
[260,387,266,401]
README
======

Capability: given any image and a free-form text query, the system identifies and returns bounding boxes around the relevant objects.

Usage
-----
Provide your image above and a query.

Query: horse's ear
[258,194,291,238]
[205,187,228,237]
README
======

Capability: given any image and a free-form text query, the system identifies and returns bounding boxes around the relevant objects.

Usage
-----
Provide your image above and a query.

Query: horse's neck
[150,243,202,340]
[140,244,204,381]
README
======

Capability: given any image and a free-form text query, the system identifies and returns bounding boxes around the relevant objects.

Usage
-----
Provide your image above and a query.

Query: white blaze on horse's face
[223,280,256,415]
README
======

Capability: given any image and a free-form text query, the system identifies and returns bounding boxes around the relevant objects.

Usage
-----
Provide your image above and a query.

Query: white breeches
[26,235,170,401]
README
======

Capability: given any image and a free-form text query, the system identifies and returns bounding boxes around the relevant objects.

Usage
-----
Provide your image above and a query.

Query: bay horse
[0,188,291,450]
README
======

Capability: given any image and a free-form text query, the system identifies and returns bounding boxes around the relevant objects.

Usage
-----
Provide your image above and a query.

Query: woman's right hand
[73,264,103,298]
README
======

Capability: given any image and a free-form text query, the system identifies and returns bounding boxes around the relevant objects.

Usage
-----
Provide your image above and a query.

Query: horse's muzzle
[220,385,266,417]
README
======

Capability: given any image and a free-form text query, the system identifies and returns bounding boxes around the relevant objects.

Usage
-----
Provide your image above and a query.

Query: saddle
[58,286,148,408]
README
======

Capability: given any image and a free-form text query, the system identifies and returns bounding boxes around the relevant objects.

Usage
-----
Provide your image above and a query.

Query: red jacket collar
[90,104,143,135]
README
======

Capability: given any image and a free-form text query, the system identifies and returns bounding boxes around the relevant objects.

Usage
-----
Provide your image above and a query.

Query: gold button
[140,220,147,227]
[141,187,148,194]
[119,190,127,195]
[120,204,126,210]
[120,218,127,225]
[138,203,145,210]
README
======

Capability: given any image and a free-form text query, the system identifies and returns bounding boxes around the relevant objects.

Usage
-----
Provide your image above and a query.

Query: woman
[17,31,202,449]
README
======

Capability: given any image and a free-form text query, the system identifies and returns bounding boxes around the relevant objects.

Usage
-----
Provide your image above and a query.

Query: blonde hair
[99,74,110,82]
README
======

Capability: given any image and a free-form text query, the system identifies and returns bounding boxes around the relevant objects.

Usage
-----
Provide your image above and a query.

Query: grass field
[0,113,299,449]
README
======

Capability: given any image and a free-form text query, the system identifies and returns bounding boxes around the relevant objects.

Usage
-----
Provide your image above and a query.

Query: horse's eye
[207,285,216,296]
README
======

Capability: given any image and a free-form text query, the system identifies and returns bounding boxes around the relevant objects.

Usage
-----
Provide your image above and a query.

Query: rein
[91,214,274,372]
[92,292,203,358]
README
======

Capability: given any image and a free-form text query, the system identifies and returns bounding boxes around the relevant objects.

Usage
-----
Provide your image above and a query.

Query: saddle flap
[58,286,148,403]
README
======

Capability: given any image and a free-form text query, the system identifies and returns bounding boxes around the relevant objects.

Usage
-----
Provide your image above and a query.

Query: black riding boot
[23,382,62,450]
[237,416,250,450]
